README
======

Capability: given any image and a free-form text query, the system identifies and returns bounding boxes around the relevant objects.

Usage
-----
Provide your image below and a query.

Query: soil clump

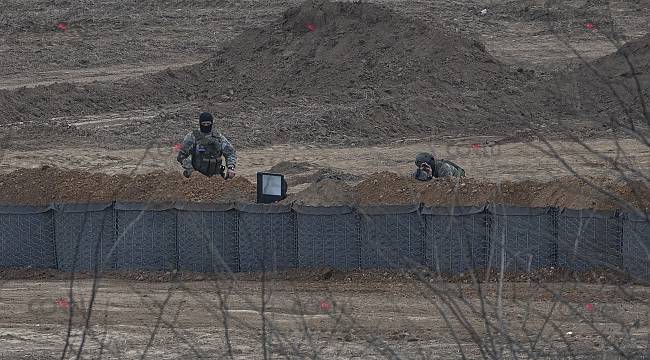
[0,167,255,205]
[353,172,650,210]
[284,178,358,206]
[1,168,648,211]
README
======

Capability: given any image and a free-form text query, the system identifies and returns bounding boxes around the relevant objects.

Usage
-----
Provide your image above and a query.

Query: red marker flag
[306,23,316,32]
[319,300,332,311]
[56,22,67,31]
[584,22,595,30]
[55,298,70,310]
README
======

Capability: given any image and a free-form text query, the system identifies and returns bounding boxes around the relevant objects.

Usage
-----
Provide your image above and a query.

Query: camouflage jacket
[177,130,237,170]
[414,159,464,181]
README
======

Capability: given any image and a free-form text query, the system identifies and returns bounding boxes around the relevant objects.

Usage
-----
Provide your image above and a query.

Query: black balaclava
[199,112,214,133]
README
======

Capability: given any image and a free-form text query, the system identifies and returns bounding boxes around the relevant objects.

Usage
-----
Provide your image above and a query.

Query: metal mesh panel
[296,213,360,269]
[359,213,425,269]
[0,212,55,268]
[177,210,239,273]
[54,208,116,272]
[490,213,555,272]
[114,210,177,271]
[238,212,296,272]
[557,212,622,271]
[425,214,488,274]
[622,218,650,280]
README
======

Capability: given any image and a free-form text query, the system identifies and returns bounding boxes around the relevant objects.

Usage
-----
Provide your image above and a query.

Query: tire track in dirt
[0,60,202,90]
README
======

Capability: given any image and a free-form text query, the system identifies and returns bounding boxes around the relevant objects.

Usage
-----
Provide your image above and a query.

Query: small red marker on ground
[319,300,332,311]
[306,23,316,32]
[56,22,68,32]
[55,298,70,310]
[471,143,481,149]
[584,22,595,30]
[173,143,182,151]
[585,303,594,312]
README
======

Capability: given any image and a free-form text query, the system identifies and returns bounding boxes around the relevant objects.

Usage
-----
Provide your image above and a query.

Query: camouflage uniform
[177,130,237,177]
[413,153,464,181]
[432,160,464,178]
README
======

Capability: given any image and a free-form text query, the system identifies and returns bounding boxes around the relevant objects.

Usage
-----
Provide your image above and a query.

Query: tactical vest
[191,130,224,177]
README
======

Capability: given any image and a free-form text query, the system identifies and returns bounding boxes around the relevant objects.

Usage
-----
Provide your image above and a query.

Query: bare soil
[284,178,359,206]
[0,167,256,205]
[353,173,650,210]
[1,166,648,210]
[0,0,648,151]
[0,270,648,359]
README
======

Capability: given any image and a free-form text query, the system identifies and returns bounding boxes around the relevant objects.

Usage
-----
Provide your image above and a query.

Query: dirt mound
[0,0,547,150]
[353,173,503,206]
[268,161,313,175]
[204,0,524,96]
[285,178,357,206]
[268,161,361,186]
[191,0,540,142]
[1,168,647,210]
[354,172,650,210]
[354,172,423,205]
[290,168,361,185]
[536,33,650,128]
[0,167,255,205]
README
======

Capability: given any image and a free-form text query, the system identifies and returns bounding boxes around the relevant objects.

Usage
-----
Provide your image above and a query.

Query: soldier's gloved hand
[183,169,192,178]
[226,167,236,180]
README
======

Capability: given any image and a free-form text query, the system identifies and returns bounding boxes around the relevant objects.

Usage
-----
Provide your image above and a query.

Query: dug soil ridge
[1,167,648,210]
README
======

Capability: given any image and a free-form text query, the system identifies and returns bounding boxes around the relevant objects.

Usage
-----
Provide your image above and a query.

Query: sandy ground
[0,276,648,359]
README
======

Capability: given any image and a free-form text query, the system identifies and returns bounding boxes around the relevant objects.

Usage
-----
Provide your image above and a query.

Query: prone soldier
[413,152,464,181]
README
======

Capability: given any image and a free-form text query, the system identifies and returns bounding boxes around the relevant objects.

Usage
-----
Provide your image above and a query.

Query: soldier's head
[415,152,434,169]
[199,112,214,133]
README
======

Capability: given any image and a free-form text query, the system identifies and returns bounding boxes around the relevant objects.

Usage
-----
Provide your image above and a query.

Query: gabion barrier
[622,212,650,280]
[176,203,239,273]
[488,205,556,272]
[114,203,178,271]
[359,205,425,269]
[0,202,647,279]
[424,206,488,274]
[54,203,115,272]
[0,205,56,268]
[238,204,297,272]
[556,209,623,271]
[295,206,360,269]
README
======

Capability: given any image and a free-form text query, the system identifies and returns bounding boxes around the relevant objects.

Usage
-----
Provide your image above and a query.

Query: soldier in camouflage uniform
[413,152,465,181]
[177,112,237,179]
